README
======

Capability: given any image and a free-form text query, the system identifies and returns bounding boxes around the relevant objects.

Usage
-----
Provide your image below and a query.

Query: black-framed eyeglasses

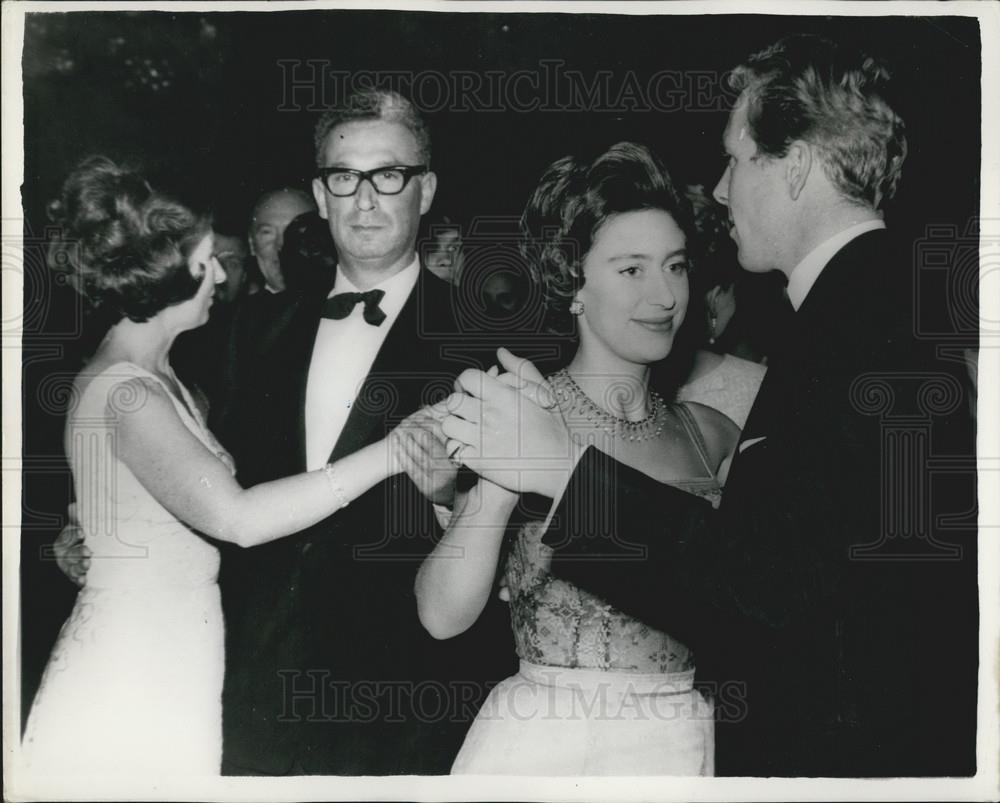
[317,165,428,197]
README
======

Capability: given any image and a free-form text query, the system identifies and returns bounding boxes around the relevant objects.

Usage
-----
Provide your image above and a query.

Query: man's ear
[784,140,812,201]
[311,178,329,220]
[419,171,438,216]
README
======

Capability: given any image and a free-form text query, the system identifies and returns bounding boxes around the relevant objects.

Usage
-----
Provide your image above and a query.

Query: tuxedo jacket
[208,289,293,437]
[216,269,516,775]
[543,230,978,776]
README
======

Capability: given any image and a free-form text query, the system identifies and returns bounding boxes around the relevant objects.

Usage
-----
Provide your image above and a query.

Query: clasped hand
[431,348,579,498]
[389,407,459,507]
[385,348,581,503]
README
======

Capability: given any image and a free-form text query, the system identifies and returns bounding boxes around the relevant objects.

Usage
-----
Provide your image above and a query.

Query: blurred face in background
[212,233,250,304]
[482,271,523,317]
[250,190,317,292]
[278,211,339,294]
[425,224,464,284]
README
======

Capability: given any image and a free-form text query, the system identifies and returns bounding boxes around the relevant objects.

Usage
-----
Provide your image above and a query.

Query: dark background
[19,10,982,724]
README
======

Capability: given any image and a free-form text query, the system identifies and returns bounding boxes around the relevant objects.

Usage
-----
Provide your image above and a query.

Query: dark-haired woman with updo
[415,143,739,775]
[21,157,414,777]
[675,184,766,429]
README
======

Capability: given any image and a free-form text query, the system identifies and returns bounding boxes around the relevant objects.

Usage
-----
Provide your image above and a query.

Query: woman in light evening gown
[21,157,415,777]
[415,143,740,775]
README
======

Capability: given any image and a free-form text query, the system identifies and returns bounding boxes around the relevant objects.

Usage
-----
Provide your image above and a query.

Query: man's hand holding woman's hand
[436,348,582,498]
[388,408,459,507]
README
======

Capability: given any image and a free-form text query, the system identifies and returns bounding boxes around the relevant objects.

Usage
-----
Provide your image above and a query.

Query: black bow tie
[322,289,387,326]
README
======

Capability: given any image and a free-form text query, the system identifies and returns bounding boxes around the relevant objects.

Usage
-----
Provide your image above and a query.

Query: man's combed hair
[46,156,209,323]
[313,88,431,167]
[731,34,907,209]
[519,141,694,335]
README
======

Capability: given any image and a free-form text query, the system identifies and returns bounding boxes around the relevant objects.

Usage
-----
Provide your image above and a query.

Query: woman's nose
[648,271,678,309]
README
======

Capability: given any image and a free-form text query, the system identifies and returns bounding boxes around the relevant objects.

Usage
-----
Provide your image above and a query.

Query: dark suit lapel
[794,229,885,330]
[327,269,446,463]
[737,295,796,445]
[736,230,885,446]
[281,292,327,473]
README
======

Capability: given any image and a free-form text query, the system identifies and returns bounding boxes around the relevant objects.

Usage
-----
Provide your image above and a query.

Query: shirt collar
[328,254,421,320]
[786,219,886,311]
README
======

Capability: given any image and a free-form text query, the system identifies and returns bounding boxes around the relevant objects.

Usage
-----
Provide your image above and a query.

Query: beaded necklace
[550,368,666,442]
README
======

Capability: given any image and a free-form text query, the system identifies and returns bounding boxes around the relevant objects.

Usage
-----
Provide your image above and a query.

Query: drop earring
[569,300,584,316]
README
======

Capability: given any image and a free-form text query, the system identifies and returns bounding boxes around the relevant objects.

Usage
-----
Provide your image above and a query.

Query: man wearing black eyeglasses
[216,88,514,776]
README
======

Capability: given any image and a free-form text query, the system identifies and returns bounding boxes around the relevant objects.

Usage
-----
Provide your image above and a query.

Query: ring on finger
[447,440,465,466]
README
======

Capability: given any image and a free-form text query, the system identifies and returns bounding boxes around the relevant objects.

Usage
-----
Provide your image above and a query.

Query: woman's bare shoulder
[71,360,174,424]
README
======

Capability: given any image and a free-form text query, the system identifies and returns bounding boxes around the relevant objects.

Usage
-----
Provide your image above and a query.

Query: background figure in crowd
[216,88,514,775]
[480,268,529,321]
[674,185,766,428]
[25,157,422,777]
[207,190,319,432]
[240,251,267,297]
[686,184,761,358]
[212,231,253,304]
[248,187,317,293]
[423,213,464,284]
[683,185,784,363]
[422,212,533,328]
[173,224,254,415]
[418,142,739,775]
[439,35,978,777]
[277,209,338,296]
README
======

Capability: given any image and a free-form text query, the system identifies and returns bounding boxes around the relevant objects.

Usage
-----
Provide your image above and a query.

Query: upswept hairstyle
[518,141,694,334]
[47,156,209,323]
[313,88,431,167]
[730,34,907,209]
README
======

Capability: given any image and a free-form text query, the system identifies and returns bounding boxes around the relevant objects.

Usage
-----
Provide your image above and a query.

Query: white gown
[22,362,230,777]
[452,405,721,776]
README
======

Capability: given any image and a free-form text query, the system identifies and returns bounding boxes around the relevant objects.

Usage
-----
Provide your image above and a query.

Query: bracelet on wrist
[323,463,350,509]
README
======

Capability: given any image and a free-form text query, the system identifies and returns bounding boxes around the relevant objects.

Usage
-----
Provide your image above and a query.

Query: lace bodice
[505,405,722,673]
[68,361,234,590]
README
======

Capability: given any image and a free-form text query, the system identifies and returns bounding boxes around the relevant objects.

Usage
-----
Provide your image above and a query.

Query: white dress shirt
[305,256,421,471]
[786,219,886,311]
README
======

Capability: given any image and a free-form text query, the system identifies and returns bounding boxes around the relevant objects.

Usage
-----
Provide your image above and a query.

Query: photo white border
[3,2,997,801]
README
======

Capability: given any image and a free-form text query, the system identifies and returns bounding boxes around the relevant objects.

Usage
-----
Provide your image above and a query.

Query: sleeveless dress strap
[94,361,235,473]
[97,361,168,392]
[101,361,199,423]
[674,403,716,479]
